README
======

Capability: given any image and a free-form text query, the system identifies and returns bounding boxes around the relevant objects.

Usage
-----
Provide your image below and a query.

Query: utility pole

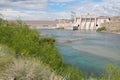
[71,11,76,23]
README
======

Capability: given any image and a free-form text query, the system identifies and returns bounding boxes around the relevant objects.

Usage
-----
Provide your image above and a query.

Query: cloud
[67,0,120,16]
[0,0,71,20]
[0,0,48,10]
[0,8,70,20]
[0,9,32,20]
[0,0,120,20]
[50,0,75,3]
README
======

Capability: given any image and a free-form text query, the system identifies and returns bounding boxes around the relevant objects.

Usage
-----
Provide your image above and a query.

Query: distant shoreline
[101,31,120,35]
[109,32,120,34]
[38,28,120,34]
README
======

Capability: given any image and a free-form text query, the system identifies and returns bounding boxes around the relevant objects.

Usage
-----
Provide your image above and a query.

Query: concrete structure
[72,14,110,30]
[23,14,111,30]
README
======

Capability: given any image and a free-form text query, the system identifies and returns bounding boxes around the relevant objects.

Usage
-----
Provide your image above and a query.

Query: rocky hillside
[102,16,120,31]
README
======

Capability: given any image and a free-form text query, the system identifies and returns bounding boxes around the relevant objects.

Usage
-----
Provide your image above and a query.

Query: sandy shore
[110,32,120,34]
[101,31,120,35]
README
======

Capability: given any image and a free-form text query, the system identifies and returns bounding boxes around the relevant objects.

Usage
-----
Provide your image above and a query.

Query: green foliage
[0,45,15,73]
[97,27,107,32]
[64,67,82,80]
[56,27,64,30]
[0,19,82,80]
[1,19,120,80]
[100,64,120,80]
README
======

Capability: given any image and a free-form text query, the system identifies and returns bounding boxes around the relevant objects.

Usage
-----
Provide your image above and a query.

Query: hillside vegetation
[0,18,82,80]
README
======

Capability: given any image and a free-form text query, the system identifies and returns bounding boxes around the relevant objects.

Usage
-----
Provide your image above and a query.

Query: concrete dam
[72,14,110,30]
[30,14,111,30]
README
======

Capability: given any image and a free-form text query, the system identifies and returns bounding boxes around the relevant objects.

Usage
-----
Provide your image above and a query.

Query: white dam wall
[73,14,110,30]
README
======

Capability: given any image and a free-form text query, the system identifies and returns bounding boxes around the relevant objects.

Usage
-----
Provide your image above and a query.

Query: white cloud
[0,9,70,20]
[67,0,120,16]
[0,0,120,20]
[0,0,71,20]
[0,0,48,10]
[50,0,75,2]
[0,9,32,20]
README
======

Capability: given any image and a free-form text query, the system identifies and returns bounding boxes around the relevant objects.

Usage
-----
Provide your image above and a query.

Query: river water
[39,29,120,75]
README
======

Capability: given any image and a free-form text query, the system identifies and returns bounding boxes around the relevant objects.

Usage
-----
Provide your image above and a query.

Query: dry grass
[0,45,65,80]
[0,58,65,80]
[0,45,15,72]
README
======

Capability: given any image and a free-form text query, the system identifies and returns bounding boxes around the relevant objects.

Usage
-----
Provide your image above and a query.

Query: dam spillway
[73,14,110,30]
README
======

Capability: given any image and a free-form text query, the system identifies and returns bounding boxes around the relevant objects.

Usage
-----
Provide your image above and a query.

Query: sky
[0,0,120,20]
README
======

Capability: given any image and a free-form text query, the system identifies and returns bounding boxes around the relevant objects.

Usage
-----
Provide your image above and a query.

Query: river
[39,29,120,75]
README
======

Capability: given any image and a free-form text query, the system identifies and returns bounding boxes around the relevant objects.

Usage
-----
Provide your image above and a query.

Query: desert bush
[1,58,65,80]
[0,19,82,80]
[0,45,15,71]
[97,27,106,32]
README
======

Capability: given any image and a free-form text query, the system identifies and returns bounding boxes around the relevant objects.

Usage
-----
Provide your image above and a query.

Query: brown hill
[102,16,120,31]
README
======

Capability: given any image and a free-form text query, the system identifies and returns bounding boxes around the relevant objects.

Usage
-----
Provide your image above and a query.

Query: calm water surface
[39,29,120,75]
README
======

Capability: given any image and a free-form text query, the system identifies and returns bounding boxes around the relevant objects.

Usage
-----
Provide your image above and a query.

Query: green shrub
[1,18,120,80]
[0,19,82,80]
[97,27,106,32]
[100,64,120,80]
[63,67,82,80]
[0,45,15,73]
[56,27,64,30]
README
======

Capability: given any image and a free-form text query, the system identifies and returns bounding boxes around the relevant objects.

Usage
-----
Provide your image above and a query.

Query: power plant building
[72,14,110,30]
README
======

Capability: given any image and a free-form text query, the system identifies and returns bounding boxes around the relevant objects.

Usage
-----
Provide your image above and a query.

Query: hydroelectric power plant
[56,13,111,30]
[25,13,111,31]
[72,14,110,30]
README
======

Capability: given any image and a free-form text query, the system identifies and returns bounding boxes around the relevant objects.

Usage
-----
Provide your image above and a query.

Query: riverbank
[0,45,65,80]
[40,29,120,78]
[0,19,82,80]
[100,31,120,35]
[0,19,120,80]
[110,31,120,34]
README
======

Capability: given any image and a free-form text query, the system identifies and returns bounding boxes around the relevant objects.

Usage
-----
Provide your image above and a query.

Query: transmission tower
[71,11,76,23]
